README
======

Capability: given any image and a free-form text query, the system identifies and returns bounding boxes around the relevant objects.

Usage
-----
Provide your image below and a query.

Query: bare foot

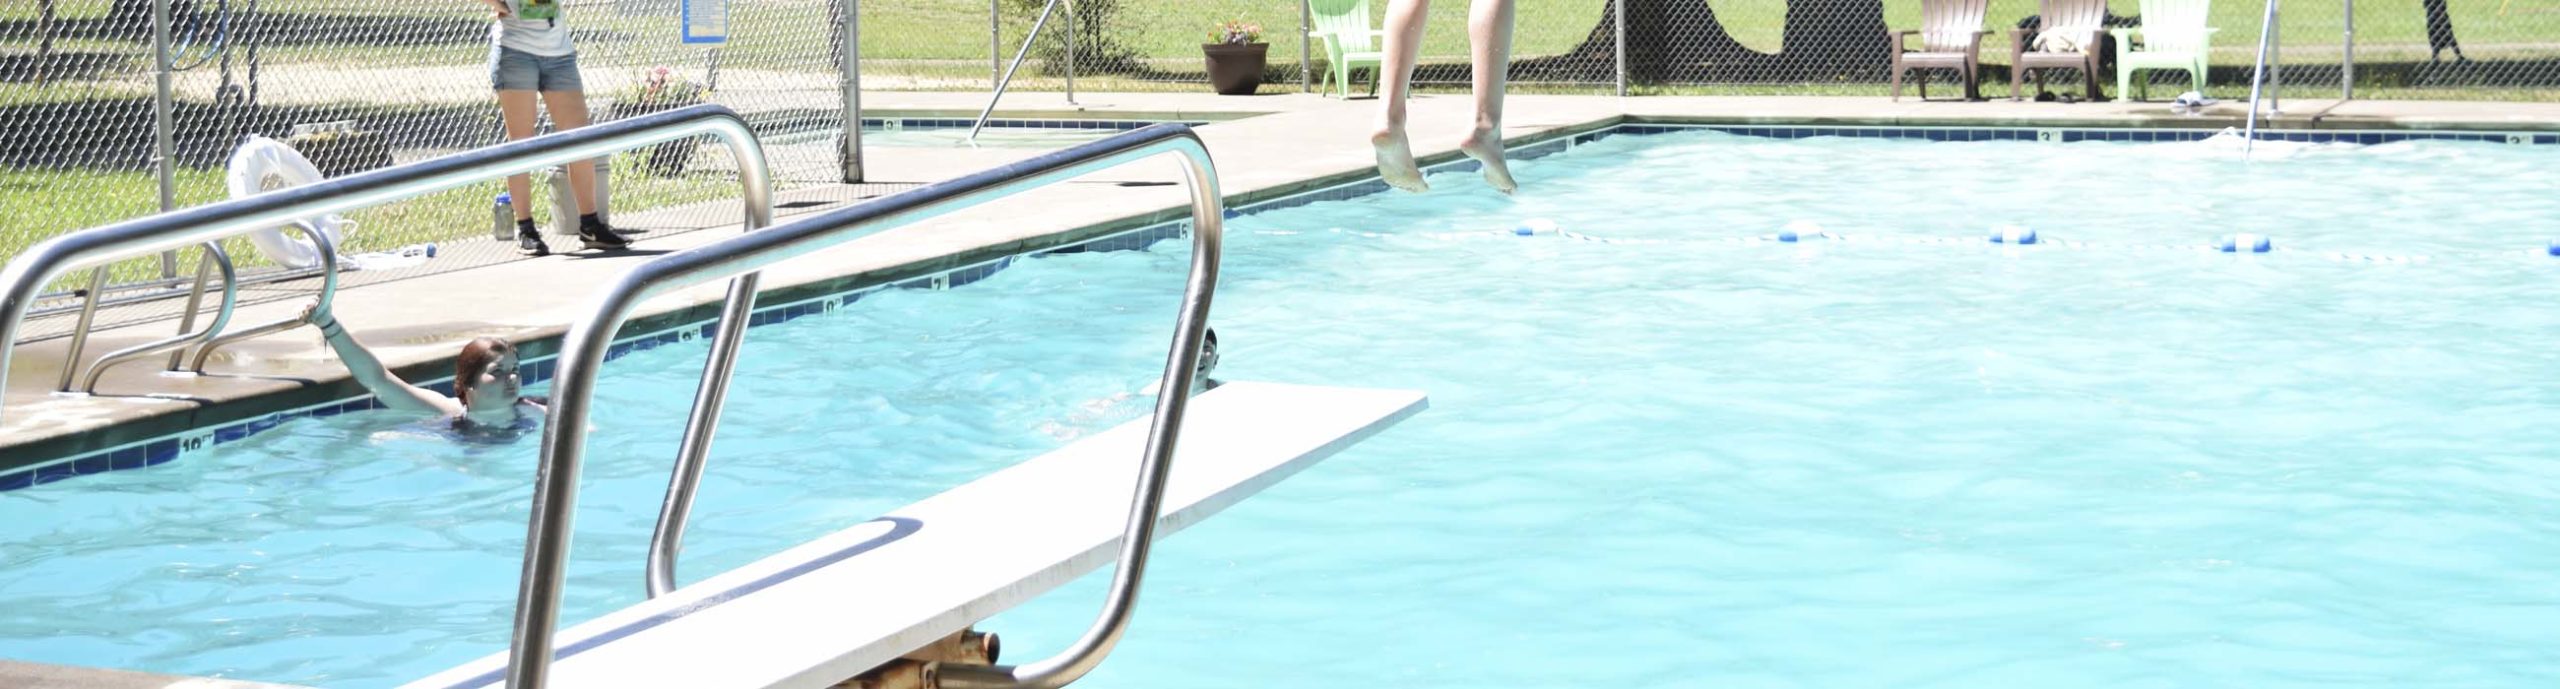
[1371,126,1428,193]
[1459,126,1517,194]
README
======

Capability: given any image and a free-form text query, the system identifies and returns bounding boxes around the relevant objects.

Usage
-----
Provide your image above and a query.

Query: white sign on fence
[681,0,728,44]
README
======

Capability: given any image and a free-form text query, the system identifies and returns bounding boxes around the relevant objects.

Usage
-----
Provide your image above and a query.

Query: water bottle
[491,193,514,241]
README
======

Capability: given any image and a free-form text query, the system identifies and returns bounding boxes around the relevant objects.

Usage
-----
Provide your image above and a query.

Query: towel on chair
[2033,26,2097,53]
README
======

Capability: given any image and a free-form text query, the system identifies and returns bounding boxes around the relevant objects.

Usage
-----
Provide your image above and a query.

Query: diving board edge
[406,381,1428,689]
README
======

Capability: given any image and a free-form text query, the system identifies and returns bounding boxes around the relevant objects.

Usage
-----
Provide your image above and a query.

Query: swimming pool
[8,126,2560,687]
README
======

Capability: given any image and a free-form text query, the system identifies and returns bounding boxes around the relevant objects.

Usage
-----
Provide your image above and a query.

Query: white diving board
[403,381,1427,689]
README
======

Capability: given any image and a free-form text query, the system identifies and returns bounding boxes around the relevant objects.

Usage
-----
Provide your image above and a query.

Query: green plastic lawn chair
[2112,0,2219,101]
[1308,0,1385,98]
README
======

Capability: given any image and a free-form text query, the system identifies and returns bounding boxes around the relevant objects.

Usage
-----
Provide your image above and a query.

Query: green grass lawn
[17,0,2547,64]
[855,0,2553,62]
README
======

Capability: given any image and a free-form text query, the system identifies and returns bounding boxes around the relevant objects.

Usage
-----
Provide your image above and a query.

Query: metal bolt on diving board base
[841,660,937,689]
[901,629,1000,666]
[836,629,998,689]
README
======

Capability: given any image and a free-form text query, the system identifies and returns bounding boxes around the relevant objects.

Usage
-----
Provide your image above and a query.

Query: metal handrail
[520,123,1224,689]
[968,0,1075,143]
[186,221,341,374]
[70,240,241,393]
[36,225,330,390]
[21,257,338,323]
[165,242,230,370]
[51,239,237,394]
[0,104,773,424]
[2243,0,2280,157]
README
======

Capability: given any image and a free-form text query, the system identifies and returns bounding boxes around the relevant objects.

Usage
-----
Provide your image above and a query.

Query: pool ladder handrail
[537,122,1224,689]
[44,239,236,396]
[181,221,341,376]
[26,217,337,398]
[967,0,1075,143]
[2242,0,2281,157]
[0,104,772,425]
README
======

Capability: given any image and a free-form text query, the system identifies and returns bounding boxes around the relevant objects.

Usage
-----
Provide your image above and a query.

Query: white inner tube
[225,136,352,269]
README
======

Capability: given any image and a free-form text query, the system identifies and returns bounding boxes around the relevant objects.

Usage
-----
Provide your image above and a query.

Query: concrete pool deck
[6,92,2559,469]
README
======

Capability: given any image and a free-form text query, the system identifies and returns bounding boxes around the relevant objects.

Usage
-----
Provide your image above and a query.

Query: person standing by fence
[2424,0,2468,65]
[482,0,631,256]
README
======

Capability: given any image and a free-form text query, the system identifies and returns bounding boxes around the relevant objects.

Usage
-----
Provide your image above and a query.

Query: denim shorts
[489,46,584,92]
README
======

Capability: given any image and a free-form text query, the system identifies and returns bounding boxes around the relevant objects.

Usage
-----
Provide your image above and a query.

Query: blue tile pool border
[9,117,2550,489]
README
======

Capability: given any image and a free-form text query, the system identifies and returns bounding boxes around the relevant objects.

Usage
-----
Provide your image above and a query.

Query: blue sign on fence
[681,0,728,44]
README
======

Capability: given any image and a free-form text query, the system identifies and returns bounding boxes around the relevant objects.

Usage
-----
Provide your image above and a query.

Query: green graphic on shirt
[519,0,559,21]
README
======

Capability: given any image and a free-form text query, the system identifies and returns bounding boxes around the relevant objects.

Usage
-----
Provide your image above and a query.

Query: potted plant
[607,66,711,176]
[1202,20,1266,96]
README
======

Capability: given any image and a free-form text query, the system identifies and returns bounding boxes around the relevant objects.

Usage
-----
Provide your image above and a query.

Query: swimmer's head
[454,337,522,410]
[1194,327,1220,389]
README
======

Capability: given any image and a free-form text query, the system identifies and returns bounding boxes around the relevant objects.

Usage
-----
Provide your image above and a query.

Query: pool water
[9,129,2560,687]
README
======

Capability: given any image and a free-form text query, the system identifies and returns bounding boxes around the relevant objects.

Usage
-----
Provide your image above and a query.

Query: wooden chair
[1890,0,1992,102]
[2010,0,2110,101]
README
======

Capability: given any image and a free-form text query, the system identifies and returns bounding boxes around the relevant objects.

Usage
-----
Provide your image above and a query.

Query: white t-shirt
[492,0,576,57]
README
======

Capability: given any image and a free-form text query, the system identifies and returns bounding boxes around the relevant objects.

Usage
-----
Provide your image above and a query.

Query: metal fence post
[2342,0,2355,101]
[154,0,177,278]
[1612,0,1627,96]
[2268,0,2282,112]
[841,0,864,183]
[990,0,1003,90]
[1064,0,1076,103]
[1300,0,1312,93]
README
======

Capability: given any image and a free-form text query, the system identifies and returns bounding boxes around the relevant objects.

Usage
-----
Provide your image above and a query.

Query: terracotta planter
[1201,42,1268,95]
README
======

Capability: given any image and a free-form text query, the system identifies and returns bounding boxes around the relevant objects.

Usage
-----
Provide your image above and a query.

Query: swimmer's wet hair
[455,337,514,405]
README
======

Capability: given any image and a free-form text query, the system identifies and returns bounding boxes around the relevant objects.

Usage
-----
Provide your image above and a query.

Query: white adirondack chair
[2113,0,2219,101]
[1308,0,1385,98]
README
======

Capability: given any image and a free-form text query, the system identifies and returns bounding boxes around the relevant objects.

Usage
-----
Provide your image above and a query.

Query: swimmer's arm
[304,304,461,416]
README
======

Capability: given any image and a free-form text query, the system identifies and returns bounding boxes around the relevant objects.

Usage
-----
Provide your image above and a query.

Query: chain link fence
[1,0,858,338]
[860,1,2560,99]
[5,1,2558,341]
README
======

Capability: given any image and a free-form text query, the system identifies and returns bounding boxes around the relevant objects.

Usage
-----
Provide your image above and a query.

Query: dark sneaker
[578,220,632,251]
[516,226,551,256]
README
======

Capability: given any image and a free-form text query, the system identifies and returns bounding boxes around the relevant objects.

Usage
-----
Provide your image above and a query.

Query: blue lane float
[1989,225,2038,245]
[1513,218,1561,236]
[2217,233,2273,253]
[2546,239,2559,257]
[1777,220,1829,243]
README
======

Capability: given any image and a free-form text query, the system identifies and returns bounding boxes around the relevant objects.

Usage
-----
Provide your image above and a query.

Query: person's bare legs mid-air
[1371,0,1518,194]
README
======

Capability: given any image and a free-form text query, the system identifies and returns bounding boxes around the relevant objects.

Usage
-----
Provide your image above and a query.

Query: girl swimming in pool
[300,298,544,431]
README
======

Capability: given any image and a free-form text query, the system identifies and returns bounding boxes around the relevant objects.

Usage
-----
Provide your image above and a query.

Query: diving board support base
[405,381,1426,689]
